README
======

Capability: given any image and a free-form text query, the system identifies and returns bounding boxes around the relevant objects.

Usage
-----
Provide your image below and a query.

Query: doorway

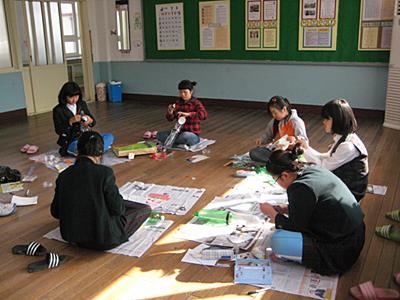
[12,0,93,115]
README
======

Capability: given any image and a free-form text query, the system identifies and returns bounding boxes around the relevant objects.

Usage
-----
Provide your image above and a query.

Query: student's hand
[69,115,81,125]
[272,204,288,214]
[177,111,191,118]
[297,136,309,149]
[167,104,176,114]
[82,115,93,126]
[259,202,278,222]
[255,138,262,146]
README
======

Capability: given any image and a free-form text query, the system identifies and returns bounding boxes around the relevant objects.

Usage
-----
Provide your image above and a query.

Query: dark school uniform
[51,156,150,250]
[52,100,96,149]
[275,166,365,275]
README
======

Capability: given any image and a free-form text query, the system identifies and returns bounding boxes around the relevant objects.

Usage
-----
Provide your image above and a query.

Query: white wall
[87,0,144,62]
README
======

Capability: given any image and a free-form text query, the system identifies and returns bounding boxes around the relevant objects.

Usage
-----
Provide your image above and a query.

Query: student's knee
[156,131,169,143]
[143,204,152,216]
[271,229,303,262]
[180,132,199,146]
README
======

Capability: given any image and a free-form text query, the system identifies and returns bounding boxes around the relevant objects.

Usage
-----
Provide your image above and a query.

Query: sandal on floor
[350,281,400,299]
[386,210,400,222]
[26,145,39,154]
[395,273,400,286]
[12,241,48,256]
[375,225,400,242]
[20,144,30,153]
[27,253,71,273]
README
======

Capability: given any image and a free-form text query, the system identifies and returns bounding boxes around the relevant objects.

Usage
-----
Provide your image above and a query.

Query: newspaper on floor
[175,175,286,248]
[30,149,130,173]
[367,184,388,195]
[269,261,338,300]
[119,181,205,215]
[181,244,219,266]
[44,219,173,257]
[109,219,173,257]
[172,138,216,152]
[241,227,338,300]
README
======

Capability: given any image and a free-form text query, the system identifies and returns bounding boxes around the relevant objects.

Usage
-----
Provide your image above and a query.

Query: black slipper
[27,252,71,273]
[12,241,48,256]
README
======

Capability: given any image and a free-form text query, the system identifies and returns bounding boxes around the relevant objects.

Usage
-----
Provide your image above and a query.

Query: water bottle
[146,212,164,225]
[228,212,263,227]
[163,116,186,149]
[194,209,231,224]
[80,110,90,132]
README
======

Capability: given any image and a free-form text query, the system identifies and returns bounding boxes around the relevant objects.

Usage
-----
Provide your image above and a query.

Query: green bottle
[146,212,162,225]
[194,209,231,224]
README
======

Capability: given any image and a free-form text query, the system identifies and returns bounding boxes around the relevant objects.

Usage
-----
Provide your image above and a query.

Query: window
[116,0,130,51]
[61,2,81,58]
[0,0,12,68]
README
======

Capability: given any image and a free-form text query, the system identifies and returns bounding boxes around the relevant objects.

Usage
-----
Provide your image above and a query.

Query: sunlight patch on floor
[93,268,234,299]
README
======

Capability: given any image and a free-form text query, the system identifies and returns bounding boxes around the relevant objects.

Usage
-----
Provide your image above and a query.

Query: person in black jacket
[260,145,365,275]
[50,131,151,250]
[53,81,114,156]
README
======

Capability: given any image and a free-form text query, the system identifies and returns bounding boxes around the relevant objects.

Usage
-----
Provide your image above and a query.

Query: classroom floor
[0,101,399,300]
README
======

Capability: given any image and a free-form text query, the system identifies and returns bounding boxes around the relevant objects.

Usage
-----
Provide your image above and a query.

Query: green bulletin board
[143,0,389,62]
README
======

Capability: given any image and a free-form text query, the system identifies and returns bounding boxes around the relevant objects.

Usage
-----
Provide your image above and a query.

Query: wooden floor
[0,101,399,300]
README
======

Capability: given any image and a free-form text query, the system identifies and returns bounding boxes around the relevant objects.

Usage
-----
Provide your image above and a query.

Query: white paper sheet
[11,195,38,206]
[44,219,173,257]
[181,244,218,266]
[120,181,205,215]
[172,138,216,152]
[30,149,130,173]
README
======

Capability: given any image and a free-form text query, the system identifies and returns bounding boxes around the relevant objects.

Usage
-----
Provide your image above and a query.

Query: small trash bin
[108,80,122,103]
[95,82,107,102]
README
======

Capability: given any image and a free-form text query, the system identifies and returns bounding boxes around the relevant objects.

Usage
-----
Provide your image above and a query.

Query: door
[14,0,92,115]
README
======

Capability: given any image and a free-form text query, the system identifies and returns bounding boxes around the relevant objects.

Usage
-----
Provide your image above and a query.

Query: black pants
[123,200,152,238]
[76,201,151,250]
[302,222,365,275]
[249,147,273,163]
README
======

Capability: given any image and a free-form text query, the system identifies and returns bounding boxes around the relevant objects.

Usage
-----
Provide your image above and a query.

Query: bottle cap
[178,116,186,125]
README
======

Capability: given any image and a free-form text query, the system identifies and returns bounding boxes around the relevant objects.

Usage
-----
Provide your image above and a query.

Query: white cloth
[66,103,77,115]
[304,133,368,171]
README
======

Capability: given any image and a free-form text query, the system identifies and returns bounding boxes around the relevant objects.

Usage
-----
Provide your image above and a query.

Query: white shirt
[304,133,368,171]
[66,103,77,115]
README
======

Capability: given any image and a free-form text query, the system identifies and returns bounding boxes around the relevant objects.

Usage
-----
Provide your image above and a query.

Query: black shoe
[58,147,68,157]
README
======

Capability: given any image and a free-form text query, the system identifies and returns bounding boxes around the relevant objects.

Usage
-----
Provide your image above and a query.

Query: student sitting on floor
[260,145,365,275]
[249,95,308,163]
[53,81,114,156]
[50,131,151,250]
[156,80,208,147]
[298,99,368,201]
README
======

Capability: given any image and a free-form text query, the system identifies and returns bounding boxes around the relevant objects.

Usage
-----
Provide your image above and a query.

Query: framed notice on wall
[358,0,394,51]
[245,0,280,50]
[156,2,185,50]
[298,0,339,51]
[199,0,231,50]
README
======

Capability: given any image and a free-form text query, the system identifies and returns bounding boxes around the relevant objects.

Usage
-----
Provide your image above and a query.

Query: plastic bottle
[228,212,263,227]
[194,209,231,224]
[146,212,164,225]
[163,116,186,149]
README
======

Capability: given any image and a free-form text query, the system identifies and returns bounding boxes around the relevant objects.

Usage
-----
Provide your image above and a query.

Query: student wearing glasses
[260,145,365,275]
